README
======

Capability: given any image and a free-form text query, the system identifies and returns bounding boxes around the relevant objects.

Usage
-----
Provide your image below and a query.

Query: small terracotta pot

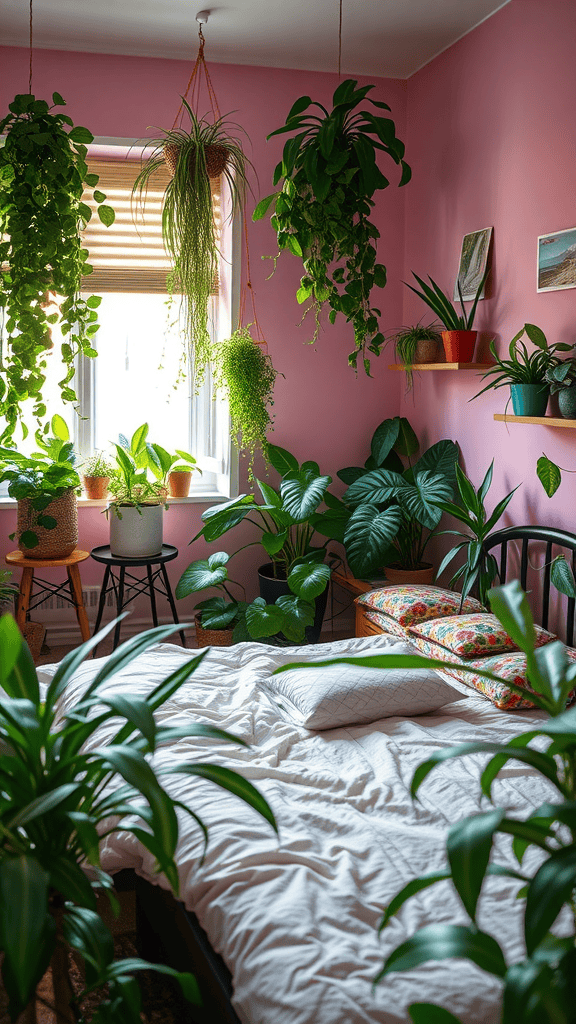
[83,475,109,500]
[384,563,435,586]
[414,337,443,364]
[441,330,478,362]
[194,612,234,648]
[168,471,192,498]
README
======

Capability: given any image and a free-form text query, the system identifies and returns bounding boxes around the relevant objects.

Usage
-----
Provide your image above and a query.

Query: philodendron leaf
[370,417,401,465]
[288,561,330,599]
[274,594,314,641]
[536,456,561,497]
[344,504,403,578]
[175,553,230,597]
[245,597,285,638]
[550,554,576,598]
[280,470,331,521]
[397,471,453,530]
[394,417,419,458]
[266,444,299,476]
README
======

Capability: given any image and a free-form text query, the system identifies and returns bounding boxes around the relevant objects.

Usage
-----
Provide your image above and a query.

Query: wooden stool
[5,549,91,643]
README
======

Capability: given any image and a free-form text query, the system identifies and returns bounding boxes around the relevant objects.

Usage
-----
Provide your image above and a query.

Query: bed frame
[356,525,576,645]
[121,524,576,1023]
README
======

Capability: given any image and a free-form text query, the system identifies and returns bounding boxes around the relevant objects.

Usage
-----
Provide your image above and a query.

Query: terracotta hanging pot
[164,142,229,180]
[441,330,477,362]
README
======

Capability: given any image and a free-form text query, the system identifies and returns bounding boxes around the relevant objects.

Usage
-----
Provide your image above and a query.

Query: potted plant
[139,439,201,498]
[405,266,489,362]
[546,357,576,418]
[472,323,573,417]
[253,79,411,374]
[133,99,252,384]
[0,415,81,559]
[0,612,276,1023]
[176,551,247,646]
[186,444,345,643]
[337,416,459,583]
[107,424,168,558]
[432,461,519,608]
[0,92,114,443]
[213,325,280,476]
[82,450,114,499]
[385,322,443,389]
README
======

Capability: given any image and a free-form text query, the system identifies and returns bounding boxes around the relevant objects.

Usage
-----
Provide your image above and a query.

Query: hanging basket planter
[164,141,230,180]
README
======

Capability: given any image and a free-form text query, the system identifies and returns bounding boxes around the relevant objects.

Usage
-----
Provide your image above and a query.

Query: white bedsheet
[42,633,555,1024]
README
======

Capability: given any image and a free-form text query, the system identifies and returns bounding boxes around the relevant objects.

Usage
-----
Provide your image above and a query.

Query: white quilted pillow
[261,640,461,730]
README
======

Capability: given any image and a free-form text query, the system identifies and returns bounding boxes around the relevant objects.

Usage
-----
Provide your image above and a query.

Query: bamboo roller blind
[81,157,222,294]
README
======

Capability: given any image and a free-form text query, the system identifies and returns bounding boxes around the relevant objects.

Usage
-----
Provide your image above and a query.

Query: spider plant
[406,265,489,330]
[386,322,443,389]
[133,99,253,384]
[471,323,573,399]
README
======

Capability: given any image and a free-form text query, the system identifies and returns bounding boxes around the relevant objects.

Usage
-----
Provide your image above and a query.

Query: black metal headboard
[484,525,576,647]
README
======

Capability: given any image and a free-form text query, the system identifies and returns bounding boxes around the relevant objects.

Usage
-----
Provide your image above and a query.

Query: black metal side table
[90,544,186,652]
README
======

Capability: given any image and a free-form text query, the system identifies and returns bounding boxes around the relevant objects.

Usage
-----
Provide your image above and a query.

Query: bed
[38,525,576,1024]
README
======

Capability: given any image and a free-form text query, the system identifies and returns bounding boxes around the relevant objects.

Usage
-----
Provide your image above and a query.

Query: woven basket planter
[194,612,234,648]
[164,142,229,180]
[17,489,78,560]
[21,620,46,663]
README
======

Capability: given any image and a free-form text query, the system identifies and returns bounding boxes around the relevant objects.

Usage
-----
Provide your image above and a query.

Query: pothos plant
[213,325,280,477]
[253,79,411,374]
[0,92,114,442]
[278,579,576,1023]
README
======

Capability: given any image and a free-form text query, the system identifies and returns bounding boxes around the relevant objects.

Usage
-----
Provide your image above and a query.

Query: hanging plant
[0,92,114,442]
[213,326,279,475]
[253,79,411,374]
[133,99,252,384]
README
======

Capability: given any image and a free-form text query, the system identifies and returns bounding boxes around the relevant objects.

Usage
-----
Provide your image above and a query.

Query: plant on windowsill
[471,323,573,417]
[0,415,81,559]
[0,612,276,1024]
[182,444,346,644]
[253,79,411,374]
[337,416,459,583]
[0,92,114,443]
[132,99,252,385]
[385,322,443,390]
[406,265,489,362]
[82,450,115,500]
[213,325,280,478]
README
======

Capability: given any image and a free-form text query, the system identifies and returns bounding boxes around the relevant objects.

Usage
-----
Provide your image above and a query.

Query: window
[1,144,236,500]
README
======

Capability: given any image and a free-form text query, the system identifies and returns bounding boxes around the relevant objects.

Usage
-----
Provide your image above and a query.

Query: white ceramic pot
[109,503,163,558]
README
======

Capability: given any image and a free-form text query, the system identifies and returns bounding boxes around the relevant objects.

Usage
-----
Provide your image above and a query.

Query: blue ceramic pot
[510,383,549,417]
[558,385,576,419]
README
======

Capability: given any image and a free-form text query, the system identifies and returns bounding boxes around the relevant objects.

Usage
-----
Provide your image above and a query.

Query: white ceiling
[1,0,510,79]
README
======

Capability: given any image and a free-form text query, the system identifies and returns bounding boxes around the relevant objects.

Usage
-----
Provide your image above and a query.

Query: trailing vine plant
[0,92,114,442]
[253,79,411,374]
[213,325,280,476]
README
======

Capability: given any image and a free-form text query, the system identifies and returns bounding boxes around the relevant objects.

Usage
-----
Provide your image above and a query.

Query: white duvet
[41,633,556,1024]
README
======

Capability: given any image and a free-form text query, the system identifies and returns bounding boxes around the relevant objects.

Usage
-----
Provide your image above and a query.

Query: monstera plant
[337,416,458,578]
[253,79,411,373]
[0,92,114,442]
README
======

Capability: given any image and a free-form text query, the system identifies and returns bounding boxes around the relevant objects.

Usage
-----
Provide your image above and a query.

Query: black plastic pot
[258,563,329,644]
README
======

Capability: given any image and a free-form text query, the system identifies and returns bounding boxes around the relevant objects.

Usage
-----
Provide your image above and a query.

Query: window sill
[0,493,228,511]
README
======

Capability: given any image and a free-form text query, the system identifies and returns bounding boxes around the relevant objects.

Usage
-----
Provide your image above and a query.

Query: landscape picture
[453,227,492,301]
[537,227,576,291]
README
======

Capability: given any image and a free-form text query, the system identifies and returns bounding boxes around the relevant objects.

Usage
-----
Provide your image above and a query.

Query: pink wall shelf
[388,363,491,371]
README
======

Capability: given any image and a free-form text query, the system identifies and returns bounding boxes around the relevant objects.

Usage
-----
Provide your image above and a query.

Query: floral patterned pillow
[358,606,409,638]
[409,613,556,658]
[409,635,576,710]
[356,585,484,629]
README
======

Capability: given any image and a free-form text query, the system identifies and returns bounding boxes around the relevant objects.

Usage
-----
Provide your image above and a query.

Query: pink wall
[0,47,407,616]
[402,0,576,562]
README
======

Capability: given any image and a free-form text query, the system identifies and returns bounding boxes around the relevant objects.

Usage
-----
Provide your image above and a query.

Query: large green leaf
[397,471,453,529]
[274,594,315,641]
[370,417,400,465]
[0,856,52,1007]
[266,444,299,476]
[245,597,285,639]
[536,455,561,498]
[394,417,419,458]
[195,597,239,630]
[344,467,405,507]
[175,552,230,598]
[525,848,576,955]
[198,495,256,541]
[447,810,504,921]
[344,504,403,577]
[280,469,331,521]
[550,554,576,599]
[288,560,330,599]
[377,924,507,983]
[412,440,459,490]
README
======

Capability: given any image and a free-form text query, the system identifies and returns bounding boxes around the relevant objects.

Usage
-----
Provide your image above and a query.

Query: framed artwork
[453,227,492,301]
[537,227,576,292]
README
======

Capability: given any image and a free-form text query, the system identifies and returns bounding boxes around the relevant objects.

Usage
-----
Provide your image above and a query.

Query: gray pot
[109,503,164,558]
[558,385,576,419]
